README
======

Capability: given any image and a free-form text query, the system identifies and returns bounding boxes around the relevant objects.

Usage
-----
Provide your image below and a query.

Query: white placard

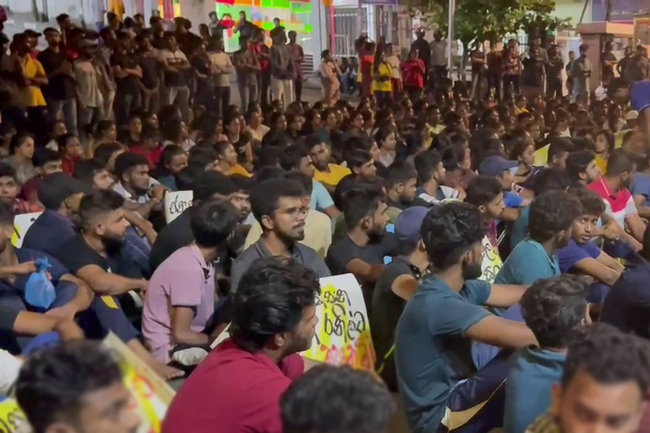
[164,191,193,223]
[13,212,42,248]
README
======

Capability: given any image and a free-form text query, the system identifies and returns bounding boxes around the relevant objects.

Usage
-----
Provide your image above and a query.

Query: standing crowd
[0,9,649,433]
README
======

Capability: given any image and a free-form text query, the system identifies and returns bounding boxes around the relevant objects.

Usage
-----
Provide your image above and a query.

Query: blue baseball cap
[395,206,429,244]
[479,156,518,178]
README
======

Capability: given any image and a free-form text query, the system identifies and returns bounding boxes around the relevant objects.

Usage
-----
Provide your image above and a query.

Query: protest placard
[303,274,376,371]
[163,191,193,224]
[12,212,42,248]
[479,236,502,284]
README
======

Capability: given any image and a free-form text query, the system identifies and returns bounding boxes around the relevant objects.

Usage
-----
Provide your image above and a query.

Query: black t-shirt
[370,256,419,392]
[0,303,20,332]
[111,51,141,93]
[149,209,193,273]
[56,234,116,275]
[37,48,75,100]
[138,53,159,90]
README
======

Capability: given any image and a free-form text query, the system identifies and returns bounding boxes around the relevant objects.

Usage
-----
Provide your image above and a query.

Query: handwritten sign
[303,274,376,371]
[164,191,193,224]
[0,397,28,433]
[479,236,502,284]
[12,212,42,248]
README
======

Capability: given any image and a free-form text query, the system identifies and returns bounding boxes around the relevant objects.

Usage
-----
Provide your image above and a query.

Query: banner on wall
[164,191,193,223]
[0,332,175,433]
[303,274,376,371]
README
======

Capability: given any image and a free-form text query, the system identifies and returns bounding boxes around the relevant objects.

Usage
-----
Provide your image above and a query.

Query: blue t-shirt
[631,80,650,114]
[630,172,650,207]
[22,210,76,258]
[510,207,530,251]
[504,347,566,433]
[496,238,560,287]
[396,276,492,433]
[310,180,334,212]
[557,239,602,273]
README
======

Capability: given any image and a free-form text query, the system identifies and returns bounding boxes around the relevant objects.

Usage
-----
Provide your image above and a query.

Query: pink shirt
[162,340,304,433]
[142,245,215,363]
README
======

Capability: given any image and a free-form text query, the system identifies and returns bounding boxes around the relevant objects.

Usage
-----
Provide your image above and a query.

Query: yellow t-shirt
[595,154,608,175]
[227,164,252,177]
[314,164,351,188]
[372,63,393,93]
[18,56,46,108]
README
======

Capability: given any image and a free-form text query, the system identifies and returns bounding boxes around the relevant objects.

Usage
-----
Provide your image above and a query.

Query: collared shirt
[162,339,304,433]
[231,237,331,293]
[142,245,215,364]
[396,276,492,433]
[22,209,76,257]
[588,177,637,228]
[505,347,566,433]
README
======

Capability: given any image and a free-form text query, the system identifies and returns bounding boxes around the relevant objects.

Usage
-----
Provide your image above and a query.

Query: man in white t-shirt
[159,34,191,122]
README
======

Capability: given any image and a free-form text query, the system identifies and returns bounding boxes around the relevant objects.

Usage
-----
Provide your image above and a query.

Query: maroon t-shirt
[162,339,305,433]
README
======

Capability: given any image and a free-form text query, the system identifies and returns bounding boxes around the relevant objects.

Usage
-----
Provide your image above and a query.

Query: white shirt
[209,52,235,87]
[430,40,447,66]
[0,349,22,396]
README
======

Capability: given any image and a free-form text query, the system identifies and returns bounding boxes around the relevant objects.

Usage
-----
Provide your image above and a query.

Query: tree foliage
[407,0,572,44]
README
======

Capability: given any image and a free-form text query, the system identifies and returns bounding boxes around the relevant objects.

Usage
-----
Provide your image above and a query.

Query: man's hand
[149,184,167,201]
[13,261,37,275]
[54,318,85,341]
[46,304,78,321]
[602,223,620,241]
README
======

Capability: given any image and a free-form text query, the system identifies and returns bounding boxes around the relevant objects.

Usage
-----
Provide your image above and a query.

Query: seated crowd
[1,11,650,433]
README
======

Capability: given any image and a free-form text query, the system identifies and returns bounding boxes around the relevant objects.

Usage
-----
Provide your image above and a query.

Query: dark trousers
[546,78,563,99]
[214,86,231,117]
[294,77,303,102]
[503,75,520,99]
[26,106,48,146]
[114,90,141,128]
[486,73,502,100]
[259,71,271,108]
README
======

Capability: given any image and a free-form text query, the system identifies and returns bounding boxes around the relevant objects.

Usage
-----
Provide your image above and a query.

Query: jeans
[78,106,104,138]
[503,75,520,99]
[141,87,160,115]
[47,98,78,136]
[214,86,231,117]
[238,81,258,111]
[270,77,294,106]
[114,90,142,127]
[163,86,190,123]
[546,77,563,99]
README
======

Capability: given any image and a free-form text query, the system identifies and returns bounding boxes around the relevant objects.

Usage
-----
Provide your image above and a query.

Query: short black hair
[341,180,385,229]
[284,171,313,195]
[174,166,201,191]
[0,201,14,226]
[254,166,286,183]
[606,149,634,176]
[190,198,239,249]
[566,150,596,181]
[465,175,503,207]
[33,148,62,168]
[385,161,417,188]
[279,143,310,171]
[230,258,320,352]
[9,133,33,155]
[528,190,582,243]
[345,148,373,170]
[572,187,606,216]
[281,365,395,433]
[250,178,306,225]
[0,162,17,182]
[563,323,650,395]
[305,133,325,151]
[230,174,254,193]
[188,147,218,171]
[79,189,125,231]
[113,152,149,181]
[57,133,77,150]
[414,149,443,185]
[532,168,570,196]
[521,276,588,349]
[421,202,486,270]
[160,144,185,169]
[548,137,574,162]
[74,159,106,182]
[16,341,124,433]
[192,170,237,201]
[93,142,124,169]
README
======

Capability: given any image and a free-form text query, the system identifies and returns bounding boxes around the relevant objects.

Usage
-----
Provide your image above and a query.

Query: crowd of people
[0,7,650,433]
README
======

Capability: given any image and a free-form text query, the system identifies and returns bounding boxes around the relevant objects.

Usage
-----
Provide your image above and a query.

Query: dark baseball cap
[23,29,43,38]
[479,156,518,178]
[38,172,91,210]
[395,206,429,244]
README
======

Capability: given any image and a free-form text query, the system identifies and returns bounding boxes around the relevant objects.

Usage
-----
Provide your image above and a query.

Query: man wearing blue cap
[479,155,531,209]
[371,206,430,392]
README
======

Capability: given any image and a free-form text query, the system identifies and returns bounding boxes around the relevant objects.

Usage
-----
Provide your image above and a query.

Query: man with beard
[0,201,90,353]
[308,135,351,193]
[588,149,646,243]
[163,259,320,433]
[0,162,43,215]
[395,201,535,433]
[56,190,182,380]
[325,180,398,304]
[414,149,461,205]
[112,152,166,221]
[385,161,419,223]
[526,324,650,433]
[16,341,142,433]
[230,178,330,293]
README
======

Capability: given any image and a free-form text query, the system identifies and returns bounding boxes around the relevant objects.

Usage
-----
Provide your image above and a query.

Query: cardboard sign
[479,236,502,284]
[0,397,28,433]
[164,191,193,224]
[303,274,376,371]
[12,212,42,248]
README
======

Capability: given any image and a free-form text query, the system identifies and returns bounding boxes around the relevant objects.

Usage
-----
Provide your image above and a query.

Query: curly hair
[521,275,588,348]
[528,190,582,243]
[563,323,650,395]
[281,365,395,433]
[421,201,487,270]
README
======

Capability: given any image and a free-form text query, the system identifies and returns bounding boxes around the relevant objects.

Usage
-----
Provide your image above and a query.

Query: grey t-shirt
[230,238,331,292]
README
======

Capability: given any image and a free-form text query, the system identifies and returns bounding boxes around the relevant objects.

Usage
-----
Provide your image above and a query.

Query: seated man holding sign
[164,258,320,433]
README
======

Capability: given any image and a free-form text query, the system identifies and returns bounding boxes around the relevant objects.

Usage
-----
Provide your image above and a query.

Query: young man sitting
[478,155,531,212]
[565,150,601,188]
[396,201,535,433]
[384,161,419,223]
[413,149,461,205]
[20,148,63,206]
[504,275,590,433]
